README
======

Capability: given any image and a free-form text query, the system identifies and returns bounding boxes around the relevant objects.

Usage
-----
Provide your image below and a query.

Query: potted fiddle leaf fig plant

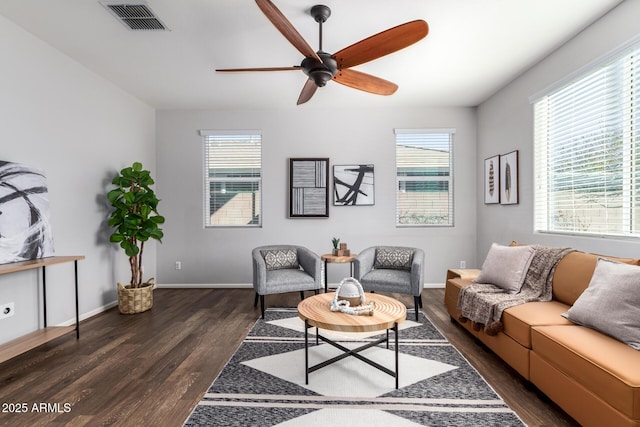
[107,162,165,314]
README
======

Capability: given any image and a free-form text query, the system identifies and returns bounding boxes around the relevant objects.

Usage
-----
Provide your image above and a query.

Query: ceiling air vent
[100,1,169,31]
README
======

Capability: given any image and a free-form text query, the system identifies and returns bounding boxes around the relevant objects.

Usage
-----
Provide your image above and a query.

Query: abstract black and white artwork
[289,158,329,218]
[0,161,54,264]
[333,164,375,206]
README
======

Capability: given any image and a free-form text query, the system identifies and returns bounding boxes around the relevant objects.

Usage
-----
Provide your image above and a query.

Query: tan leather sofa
[445,250,640,427]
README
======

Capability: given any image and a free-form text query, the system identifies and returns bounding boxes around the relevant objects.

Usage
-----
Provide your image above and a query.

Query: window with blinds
[395,129,454,226]
[200,130,261,227]
[533,39,640,237]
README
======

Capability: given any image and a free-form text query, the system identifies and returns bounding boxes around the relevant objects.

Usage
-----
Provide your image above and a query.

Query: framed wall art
[484,155,500,204]
[333,164,375,206]
[289,158,329,218]
[500,150,519,205]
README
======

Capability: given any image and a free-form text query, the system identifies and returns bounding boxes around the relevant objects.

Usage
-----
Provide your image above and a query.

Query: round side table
[321,253,357,292]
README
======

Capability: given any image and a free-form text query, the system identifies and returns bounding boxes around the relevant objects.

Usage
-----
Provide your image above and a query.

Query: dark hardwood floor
[0,288,579,426]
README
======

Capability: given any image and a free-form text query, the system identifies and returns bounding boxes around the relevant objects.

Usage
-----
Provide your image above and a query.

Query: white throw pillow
[563,258,640,350]
[474,243,535,293]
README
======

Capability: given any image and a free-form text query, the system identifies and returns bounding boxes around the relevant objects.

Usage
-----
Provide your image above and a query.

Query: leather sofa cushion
[532,325,640,420]
[446,276,572,349]
[552,251,640,306]
[502,301,572,348]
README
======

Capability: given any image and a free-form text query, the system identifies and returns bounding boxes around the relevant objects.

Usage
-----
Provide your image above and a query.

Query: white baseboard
[156,283,445,289]
[424,282,445,289]
[156,283,253,289]
[56,300,118,327]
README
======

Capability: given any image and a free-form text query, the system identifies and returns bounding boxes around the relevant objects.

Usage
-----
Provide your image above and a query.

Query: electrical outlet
[0,302,15,320]
[459,260,466,269]
[175,261,182,270]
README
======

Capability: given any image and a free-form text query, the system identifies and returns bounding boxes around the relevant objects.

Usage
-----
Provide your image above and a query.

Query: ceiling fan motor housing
[302,51,337,87]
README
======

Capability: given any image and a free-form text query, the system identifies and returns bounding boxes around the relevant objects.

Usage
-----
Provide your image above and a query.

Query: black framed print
[333,164,375,206]
[500,150,519,205]
[484,155,500,204]
[289,158,329,217]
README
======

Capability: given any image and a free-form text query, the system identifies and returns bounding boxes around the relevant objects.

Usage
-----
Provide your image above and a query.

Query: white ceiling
[0,0,624,110]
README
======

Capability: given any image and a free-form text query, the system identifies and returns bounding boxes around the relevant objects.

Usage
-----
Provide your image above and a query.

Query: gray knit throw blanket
[457,245,573,335]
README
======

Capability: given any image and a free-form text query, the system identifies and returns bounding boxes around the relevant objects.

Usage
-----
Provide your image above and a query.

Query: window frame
[200,129,262,228]
[394,128,455,227]
[531,37,640,238]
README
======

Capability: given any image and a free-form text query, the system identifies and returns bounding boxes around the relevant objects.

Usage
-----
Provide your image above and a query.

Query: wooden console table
[0,255,84,364]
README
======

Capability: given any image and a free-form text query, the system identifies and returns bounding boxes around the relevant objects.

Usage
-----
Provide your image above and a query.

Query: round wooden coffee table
[298,292,406,388]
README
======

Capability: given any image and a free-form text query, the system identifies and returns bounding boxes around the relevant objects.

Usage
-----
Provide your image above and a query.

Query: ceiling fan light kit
[216,0,429,105]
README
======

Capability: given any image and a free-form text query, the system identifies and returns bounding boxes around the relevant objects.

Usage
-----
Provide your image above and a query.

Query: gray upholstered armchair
[252,245,322,318]
[354,246,425,321]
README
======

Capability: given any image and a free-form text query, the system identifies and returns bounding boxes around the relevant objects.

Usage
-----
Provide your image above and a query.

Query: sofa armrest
[252,247,268,293]
[411,248,425,295]
[296,246,322,288]
[446,268,481,282]
[354,247,376,280]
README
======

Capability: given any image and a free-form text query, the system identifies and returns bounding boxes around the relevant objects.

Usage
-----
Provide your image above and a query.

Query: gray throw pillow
[261,249,299,271]
[474,243,535,294]
[563,258,640,350]
[374,247,414,270]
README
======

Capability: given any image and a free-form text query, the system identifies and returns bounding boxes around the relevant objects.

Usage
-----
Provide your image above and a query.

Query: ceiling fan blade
[332,20,428,69]
[255,0,321,62]
[333,69,398,95]
[216,66,301,72]
[297,79,318,105]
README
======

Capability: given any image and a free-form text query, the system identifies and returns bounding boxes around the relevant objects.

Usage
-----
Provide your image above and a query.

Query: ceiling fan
[216,0,429,105]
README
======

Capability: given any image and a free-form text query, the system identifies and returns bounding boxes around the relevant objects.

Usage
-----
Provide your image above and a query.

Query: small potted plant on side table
[332,237,340,256]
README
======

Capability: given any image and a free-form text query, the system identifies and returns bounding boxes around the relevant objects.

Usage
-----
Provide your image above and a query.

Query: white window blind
[200,130,261,227]
[533,40,640,237]
[395,129,454,226]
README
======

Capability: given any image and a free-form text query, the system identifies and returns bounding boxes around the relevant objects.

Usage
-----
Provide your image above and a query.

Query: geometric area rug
[184,308,526,426]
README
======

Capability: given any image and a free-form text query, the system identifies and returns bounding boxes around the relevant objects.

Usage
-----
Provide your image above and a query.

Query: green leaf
[107,188,123,204]
[149,229,164,240]
[109,233,124,243]
[150,215,165,224]
[120,240,139,257]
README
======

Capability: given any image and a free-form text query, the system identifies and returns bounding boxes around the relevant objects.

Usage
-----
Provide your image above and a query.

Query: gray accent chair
[252,245,322,319]
[354,246,425,321]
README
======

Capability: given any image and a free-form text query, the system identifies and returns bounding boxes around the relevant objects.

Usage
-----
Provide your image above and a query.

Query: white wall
[8,0,631,347]
[476,0,640,260]
[156,106,477,286]
[0,15,156,345]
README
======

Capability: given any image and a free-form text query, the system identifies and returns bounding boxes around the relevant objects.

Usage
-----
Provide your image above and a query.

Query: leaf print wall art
[500,150,519,205]
[484,155,500,204]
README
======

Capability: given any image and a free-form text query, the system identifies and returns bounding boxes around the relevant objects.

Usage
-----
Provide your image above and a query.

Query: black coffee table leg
[305,320,309,384]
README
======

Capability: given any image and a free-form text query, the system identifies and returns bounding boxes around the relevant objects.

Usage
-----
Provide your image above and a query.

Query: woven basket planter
[117,278,155,314]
